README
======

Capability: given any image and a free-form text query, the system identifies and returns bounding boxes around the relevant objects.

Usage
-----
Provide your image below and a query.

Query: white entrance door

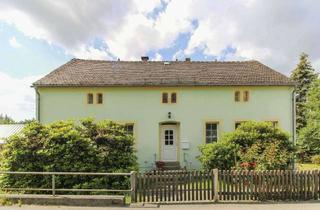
[161,125,178,161]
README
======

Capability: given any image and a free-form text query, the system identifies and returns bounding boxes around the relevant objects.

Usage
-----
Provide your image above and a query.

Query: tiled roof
[33,59,295,87]
[0,124,25,143]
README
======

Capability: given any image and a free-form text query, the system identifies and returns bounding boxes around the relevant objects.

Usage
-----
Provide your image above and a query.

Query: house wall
[37,86,294,170]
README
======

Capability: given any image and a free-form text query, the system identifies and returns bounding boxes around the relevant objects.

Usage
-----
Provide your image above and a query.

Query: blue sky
[0,23,71,78]
[0,0,319,120]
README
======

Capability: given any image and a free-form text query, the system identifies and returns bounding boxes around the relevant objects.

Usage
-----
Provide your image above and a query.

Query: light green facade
[36,86,294,170]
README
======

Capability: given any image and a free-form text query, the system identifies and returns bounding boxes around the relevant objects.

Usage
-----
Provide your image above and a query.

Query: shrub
[198,121,295,170]
[0,119,137,193]
[298,122,320,162]
[199,140,237,170]
[311,155,320,165]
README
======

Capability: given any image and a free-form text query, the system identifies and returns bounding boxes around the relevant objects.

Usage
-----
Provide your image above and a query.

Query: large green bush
[0,119,137,193]
[199,121,295,170]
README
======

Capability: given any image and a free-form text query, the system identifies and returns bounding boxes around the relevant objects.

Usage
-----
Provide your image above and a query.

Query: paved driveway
[1,203,320,210]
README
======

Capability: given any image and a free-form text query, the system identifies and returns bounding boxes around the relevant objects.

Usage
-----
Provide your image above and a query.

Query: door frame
[159,121,180,162]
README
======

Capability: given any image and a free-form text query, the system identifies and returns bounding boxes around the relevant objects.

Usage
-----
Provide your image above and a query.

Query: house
[33,57,295,170]
[0,124,25,144]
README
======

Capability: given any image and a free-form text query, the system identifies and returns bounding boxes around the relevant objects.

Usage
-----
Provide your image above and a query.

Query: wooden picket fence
[132,169,320,203]
[132,170,218,203]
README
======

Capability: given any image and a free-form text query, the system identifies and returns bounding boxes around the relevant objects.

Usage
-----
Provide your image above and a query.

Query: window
[162,92,168,103]
[235,121,247,129]
[87,93,94,104]
[243,91,249,102]
[205,123,218,143]
[124,124,134,136]
[234,91,241,102]
[171,93,177,103]
[266,121,278,128]
[97,93,103,104]
[165,129,174,145]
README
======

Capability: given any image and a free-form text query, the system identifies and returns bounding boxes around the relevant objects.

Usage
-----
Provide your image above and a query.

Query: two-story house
[33,57,295,170]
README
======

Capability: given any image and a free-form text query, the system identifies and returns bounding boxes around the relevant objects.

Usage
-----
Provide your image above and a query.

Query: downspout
[35,87,41,122]
[292,89,297,169]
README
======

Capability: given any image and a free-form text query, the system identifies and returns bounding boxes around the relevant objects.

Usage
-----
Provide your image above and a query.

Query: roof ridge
[71,58,256,63]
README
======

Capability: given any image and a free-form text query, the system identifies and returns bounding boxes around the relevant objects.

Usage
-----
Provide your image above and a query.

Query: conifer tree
[290,53,317,131]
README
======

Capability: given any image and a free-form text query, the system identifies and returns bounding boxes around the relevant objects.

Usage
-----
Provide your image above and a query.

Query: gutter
[292,90,296,145]
[292,89,297,169]
[35,88,40,122]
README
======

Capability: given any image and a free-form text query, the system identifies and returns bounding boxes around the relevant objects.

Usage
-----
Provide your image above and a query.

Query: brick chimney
[141,56,149,61]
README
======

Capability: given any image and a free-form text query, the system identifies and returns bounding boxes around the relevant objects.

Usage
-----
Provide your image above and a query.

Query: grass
[298,163,320,170]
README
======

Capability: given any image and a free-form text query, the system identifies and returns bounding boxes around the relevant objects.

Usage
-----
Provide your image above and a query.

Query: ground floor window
[124,124,134,136]
[235,121,247,129]
[266,121,279,128]
[205,122,218,143]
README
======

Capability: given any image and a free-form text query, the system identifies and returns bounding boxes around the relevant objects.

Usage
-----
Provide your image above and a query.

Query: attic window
[171,93,177,103]
[243,91,249,102]
[87,93,94,104]
[234,91,240,102]
[97,93,103,104]
[162,92,168,103]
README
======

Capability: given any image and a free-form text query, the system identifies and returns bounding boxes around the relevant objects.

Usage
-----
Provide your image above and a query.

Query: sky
[0,0,320,121]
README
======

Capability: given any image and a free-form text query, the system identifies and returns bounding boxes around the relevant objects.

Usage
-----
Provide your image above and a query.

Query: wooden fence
[133,170,218,203]
[132,169,320,203]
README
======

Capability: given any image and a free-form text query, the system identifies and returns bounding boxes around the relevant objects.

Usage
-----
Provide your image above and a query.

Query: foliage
[199,140,237,170]
[198,121,295,170]
[0,114,15,124]
[298,122,320,162]
[311,155,320,165]
[298,163,320,170]
[298,79,320,161]
[0,119,137,193]
[290,53,317,131]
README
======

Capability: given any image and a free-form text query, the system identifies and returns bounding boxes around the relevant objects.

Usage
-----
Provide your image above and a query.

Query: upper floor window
[87,93,94,104]
[97,93,103,104]
[171,93,177,103]
[234,91,241,102]
[205,122,218,143]
[162,92,168,103]
[124,124,134,136]
[243,91,249,102]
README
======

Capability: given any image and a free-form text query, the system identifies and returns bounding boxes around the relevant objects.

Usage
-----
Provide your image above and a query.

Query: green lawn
[298,163,320,170]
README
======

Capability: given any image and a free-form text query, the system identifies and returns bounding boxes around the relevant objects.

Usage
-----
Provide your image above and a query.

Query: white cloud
[0,72,41,121]
[153,53,163,61]
[181,0,320,74]
[8,36,22,48]
[70,46,112,60]
[0,0,319,73]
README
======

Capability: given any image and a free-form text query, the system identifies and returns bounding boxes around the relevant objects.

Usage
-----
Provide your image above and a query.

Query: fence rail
[0,171,133,196]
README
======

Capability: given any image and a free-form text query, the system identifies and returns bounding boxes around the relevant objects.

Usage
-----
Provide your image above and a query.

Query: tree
[290,53,317,131]
[0,114,15,124]
[198,121,295,170]
[298,79,320,161]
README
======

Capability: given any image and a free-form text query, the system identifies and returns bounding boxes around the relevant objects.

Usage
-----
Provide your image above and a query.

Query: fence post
[130,171,137,203]
[213,168,219,202]
[52,174,56,196]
